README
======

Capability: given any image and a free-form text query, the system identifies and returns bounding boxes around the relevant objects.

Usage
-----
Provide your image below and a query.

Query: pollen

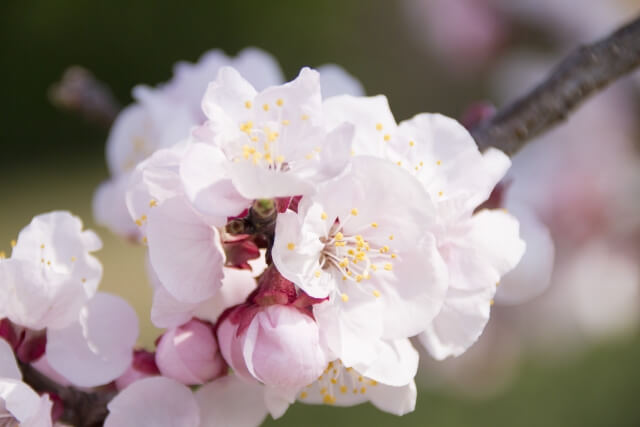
[371,222,378,228]
[71,256,77,262]
[340,385,348,394]
[244,100,252,109]
[282,119,290,126]
[301,114,309,120]
[40,244,45,249]
[81,278,87,283]
[321,212,328,220]
[276,98,284,107]
[409,140,415,147]
[10,240,16,248]
[276,155,285,164]
[396,161,402,166]
[287,242,295,251]
[149,199,158,207]
[373,289,381,298]
[239,121,253,133]
[335,232,344,241]
[300,391,308,399]
[323,394,336,405]
[490,299,495,306]
[383,134,391,141]
[438,191,443,197]
[375,123,383,131]
[436,160,442,165]
[350,208,359,216]
[360,387,367,394]
[262,104,269,111]
[341,293,349,302]
[314,270,322,278]
[389,235,394,240]
[384,263,393,271]
[0,251,5,259]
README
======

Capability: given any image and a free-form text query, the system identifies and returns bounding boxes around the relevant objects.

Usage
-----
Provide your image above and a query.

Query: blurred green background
[1,1,639,426]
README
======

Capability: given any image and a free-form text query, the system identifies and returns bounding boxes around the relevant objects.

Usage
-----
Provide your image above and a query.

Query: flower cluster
[1,48,524,426]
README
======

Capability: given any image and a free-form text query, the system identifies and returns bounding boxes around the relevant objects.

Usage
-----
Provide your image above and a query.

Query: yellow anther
[436,160,442,165]
[282,119,290,125]
[415,166,419,171]
[244,100,252,109]
[10,240,16,248]
[396,161,402,166]
[305,153,314,160]
[334,232,344,241]
[0,251,5,259]
[320,387,327,395]
[276,155,285,164]
[355,235,363,242]
[252,152,263,164]
[490,299,495,306]
[419,161,424,166]
[251,136,258,142]
[276,98,284,107]
[384,263,393,271]
[355,252,366,261]
[314,270,322,278]
[391,253,397,259]
[409,140,415,147]
[379,245,389,254]
[262,104,269,111]
[342,276,347,281]
[81,278,87,283]
[142,236,148,245]
[301,114,309,120]
[330,378,338,384]
[40,258,44,263]
[239,121,254,132]
[371,222,378,228]
[341,292,349,302]
[71,256,77,262]
[360,387,367,394]
[267,131,279,142]
[287,242,295,251]
[149,199,158,207]
[389,235,394,240]
[375,123,383,131]
[340,385,348,394]
[347,249,355,255]
[140,214,147,222]
[369,380,378,386]
[339,258,349,268]
[353,388,358,394]
[323,394,336,405]
[371,265,378,271]
[356,275,363,282]
[373,290,381,298]
[47,260,51,266]
[300,391,308,399]
[358,376,363,382]
[383,134,391,141]
[334,241,346,247]
[438,191,443,197]
[135,219,143,227]
[321,212,328,220]
[40,244,45,249]
[350,208,359,216]
[263,142,270,151]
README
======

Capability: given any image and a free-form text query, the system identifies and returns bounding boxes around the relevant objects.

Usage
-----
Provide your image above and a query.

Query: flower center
[298,360,379,404]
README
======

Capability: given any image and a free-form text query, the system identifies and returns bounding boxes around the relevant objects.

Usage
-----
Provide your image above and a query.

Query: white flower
[192,66,354,200]
[0,211,102,330]
[0,338,53,427]
[323,95,525,359]
[272,157,448,368]
[95,48,363,239]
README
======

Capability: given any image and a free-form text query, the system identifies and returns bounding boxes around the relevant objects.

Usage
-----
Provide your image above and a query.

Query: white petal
[317,64,365,98]
[229,161,316,200]
[196,375,268,427]
[395,114,510,217]
[353,339,418,387]
[93,174,140,239]
[202,66,257,128]
[105,377,200,427]
[0,379,52,426]
[46,292,139,387]
[367,380,417,416]
[180,143,249,218]
[323,95,396,157]
[0,338,21,380]
[147,196,225,303]
[495,202,554,305]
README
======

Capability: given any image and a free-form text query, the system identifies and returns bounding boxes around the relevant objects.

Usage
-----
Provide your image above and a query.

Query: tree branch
[471,14,640,155]
[20,362,115,427]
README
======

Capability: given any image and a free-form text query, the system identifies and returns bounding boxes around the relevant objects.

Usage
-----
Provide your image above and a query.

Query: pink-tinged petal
[0,338,21,380]
[105,377,200,427]
[31,355,71,387]
[46,292,139,387]
[0,379,52,427]
[147,196,225,303]
[323,95,396,157]
[150,286,197,329]
[353,339,418,387]
[180,142,250,218]
[317,64,365,98]
[155,319,226,385]
[495,202,554,305]
[93,174,140,239]
[229,161,316,200]
[196,374,268,427]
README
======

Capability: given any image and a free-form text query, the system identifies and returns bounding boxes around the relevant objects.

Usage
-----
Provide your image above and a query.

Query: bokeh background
[2,1,640,426]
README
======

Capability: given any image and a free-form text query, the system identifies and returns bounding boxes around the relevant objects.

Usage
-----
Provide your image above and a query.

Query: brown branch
[20,361,115,427]
[471,14,640,155]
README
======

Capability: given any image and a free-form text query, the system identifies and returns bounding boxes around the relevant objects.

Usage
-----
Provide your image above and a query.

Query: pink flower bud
[115,349,160,390]
[217,304,329,393]
[155,319,226,385]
